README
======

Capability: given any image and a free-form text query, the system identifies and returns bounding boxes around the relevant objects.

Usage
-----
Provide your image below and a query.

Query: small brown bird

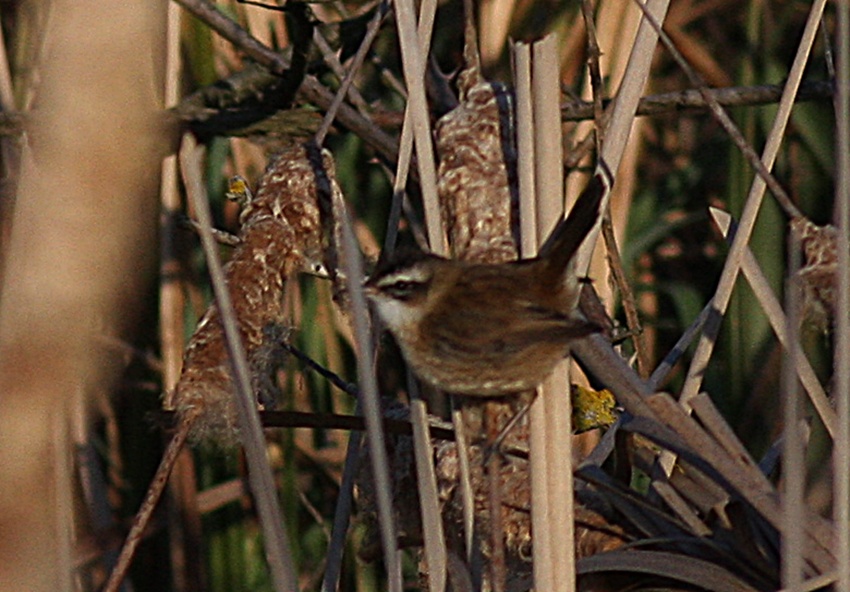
[365,166,611,396]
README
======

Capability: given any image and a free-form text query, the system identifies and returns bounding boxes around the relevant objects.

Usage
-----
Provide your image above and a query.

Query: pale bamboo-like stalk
[514,44,537,260]
[514,41,555,592]
[533,34,576,592]
[0,3,163,591]
[514,35,580,592]
[160,0,184,408]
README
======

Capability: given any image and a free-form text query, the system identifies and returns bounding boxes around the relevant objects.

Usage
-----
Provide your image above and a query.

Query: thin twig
[173,0,399,164]
[601,217,650,378]
[178,214,241,246]
[102,413,196,592]
[282,341,359,397]
[581,0,604,152]
[630,0,803,221]
[561,80,833,122]
[314,2,388,145]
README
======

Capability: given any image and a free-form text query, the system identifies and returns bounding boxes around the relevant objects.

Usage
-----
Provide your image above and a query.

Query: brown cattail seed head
[791,216,838,331]
[435,69,518,264]
[173,144,339,446]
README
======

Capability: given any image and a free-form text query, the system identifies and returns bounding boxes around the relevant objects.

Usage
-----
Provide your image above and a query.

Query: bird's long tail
[537,161,613,277]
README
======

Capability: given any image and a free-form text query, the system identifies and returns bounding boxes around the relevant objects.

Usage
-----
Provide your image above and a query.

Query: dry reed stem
[384,0,439,256]
[337,183,404,592]
[160,2,186,404]
[532,34,576,592]
[393,0,444,254]
[781,228,805,590]
[590,0,670,270]
[833,0,850,588]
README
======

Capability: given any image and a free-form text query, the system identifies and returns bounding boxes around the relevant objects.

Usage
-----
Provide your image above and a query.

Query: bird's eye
[386,280,426,300]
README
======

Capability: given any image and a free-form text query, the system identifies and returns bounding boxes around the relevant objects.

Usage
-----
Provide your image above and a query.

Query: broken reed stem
[102,412,196,592]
